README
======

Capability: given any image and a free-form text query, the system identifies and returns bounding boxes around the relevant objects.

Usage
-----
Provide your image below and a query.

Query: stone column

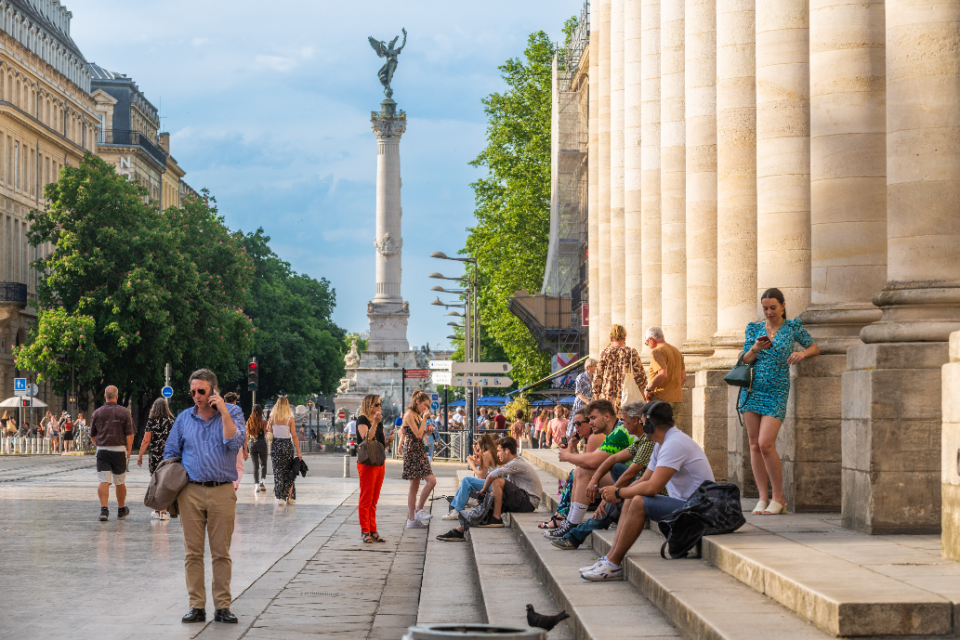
[755,0,811,315]
[624,0,644,349]
[685,0,722,478]
[640,0,662,355]
[588,16,601,356]
[843,0,960,534]
[945,332,960,559]
[598,0,613,336]
[610,0,627,327]
[790,0,886,512]
[712,0,757,495]
[368,100,410,352]
[660,0,686,351]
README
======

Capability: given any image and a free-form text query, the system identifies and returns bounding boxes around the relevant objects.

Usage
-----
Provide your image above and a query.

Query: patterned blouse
[739,318,815,421]
[592,345,648,417]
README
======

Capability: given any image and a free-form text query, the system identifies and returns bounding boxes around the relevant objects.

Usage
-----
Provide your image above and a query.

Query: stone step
[587,528,832,640]
[467,521,575,638]
[509,511,682,640]
[417,477,485,625]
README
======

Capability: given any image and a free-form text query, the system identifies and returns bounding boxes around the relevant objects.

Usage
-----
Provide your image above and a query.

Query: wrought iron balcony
[0,282,27,306]
[99,129,168,167]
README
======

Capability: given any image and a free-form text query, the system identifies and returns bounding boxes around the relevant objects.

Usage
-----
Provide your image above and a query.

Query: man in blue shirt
[164,369,245,625]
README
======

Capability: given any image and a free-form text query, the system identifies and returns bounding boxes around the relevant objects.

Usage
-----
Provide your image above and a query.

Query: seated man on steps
[437,437,542,542]
[551,400,656,550]
[581,401,714,581]
[544,399,636,541]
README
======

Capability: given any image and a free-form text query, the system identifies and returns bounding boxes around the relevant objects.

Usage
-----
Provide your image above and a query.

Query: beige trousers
[178,482,237,610]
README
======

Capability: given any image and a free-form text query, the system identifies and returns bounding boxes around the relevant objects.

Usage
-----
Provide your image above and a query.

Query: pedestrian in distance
[247,404,268,495]
[357,394,394,544]
[137,398,175,520]
[163,368,246,624]
[266,397,302,505]
[568,358,598,437]
[48,413,59,453]
[403,390,437,529]
[424,411,436,462]
[223,393,248,491]
[593,324,648,418]
[740,288,819,516]
[90,386,135,522]
[62,413,75,452]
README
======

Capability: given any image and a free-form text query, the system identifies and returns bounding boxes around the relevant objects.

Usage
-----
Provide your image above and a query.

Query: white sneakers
[254,486,261,496]
[277,499,285,506]
[151,511,161,520]
[580,558,624,582]
[414,509,432,522]
[442,509,459,521]
[406,519,427,529]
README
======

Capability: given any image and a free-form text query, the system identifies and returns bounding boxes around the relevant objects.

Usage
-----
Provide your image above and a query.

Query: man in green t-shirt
[550,399,636,540]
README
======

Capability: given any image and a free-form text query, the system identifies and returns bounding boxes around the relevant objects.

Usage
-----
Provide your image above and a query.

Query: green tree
[15,154,254,421]
[344,332,368,353]
[463,30,557,387]
[231,229,346,404]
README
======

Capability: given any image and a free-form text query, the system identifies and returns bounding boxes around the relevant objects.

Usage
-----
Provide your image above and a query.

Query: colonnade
[586,0,960,536]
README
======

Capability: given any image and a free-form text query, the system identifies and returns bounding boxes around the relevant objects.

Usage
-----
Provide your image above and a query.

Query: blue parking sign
[14,378,26,396]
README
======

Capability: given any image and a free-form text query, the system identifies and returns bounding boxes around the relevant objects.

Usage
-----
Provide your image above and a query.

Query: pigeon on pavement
[526,604,570,631]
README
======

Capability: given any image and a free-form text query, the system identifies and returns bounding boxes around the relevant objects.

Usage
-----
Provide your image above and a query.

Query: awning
[508,355,588,397]
[0,396,49,408]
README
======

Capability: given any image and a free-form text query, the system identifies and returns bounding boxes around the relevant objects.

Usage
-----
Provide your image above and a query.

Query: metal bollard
[1,437,7,454]
[343,455,351,478]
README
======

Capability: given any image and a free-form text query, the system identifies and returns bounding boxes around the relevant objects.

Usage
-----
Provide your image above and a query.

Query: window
[98,113,104,143]
[14,141,18,189]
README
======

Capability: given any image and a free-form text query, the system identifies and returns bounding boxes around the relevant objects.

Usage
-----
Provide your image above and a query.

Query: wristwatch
[614,487,621,500]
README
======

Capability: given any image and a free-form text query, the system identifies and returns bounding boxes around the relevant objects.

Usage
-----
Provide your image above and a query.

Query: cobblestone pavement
[0,454,453,640]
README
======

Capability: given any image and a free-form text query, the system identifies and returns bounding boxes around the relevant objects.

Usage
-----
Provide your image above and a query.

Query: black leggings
[250,442,268,484]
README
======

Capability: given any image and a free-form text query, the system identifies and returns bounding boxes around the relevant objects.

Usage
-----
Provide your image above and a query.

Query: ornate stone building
[0,0,98,413]
[575,0,960,540]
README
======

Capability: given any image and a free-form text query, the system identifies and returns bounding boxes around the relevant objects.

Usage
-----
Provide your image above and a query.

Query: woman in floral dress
[402,390,436,529]
[137,398,175,519]
[592,324,647,418]
[740,288,819,516]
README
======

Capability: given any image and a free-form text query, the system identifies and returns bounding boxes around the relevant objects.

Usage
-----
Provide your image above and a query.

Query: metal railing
[100,129,168,166]
[0,282,27,305]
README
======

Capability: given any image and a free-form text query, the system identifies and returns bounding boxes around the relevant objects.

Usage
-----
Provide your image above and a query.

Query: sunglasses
[189,389,210,397]
[574,420,588,427]
[373,402,382,407]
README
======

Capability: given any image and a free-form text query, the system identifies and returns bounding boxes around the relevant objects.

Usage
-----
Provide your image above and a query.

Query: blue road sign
[431,393,440,403]
[14,378,26,396]
[161,386,174,398]
[430,401,440,412]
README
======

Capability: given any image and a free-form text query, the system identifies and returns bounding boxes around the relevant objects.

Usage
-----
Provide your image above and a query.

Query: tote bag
[621,349,644,408]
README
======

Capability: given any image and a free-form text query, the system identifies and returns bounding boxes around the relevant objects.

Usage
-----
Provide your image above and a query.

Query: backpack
[457,491,496,530]
[657,481,746,559]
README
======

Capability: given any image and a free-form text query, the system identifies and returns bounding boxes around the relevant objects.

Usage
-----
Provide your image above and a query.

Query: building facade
[578,0,960,541]
[0,0,99,414]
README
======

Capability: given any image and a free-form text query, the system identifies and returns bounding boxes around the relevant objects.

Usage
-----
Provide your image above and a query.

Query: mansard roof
[5,0,87,63]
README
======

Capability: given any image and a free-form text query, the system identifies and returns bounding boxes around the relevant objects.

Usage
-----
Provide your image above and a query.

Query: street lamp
[431,285,467,294]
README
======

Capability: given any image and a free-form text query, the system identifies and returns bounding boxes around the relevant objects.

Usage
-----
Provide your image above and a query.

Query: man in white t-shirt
[581,401,714,582]
[344,419,357,437]
[450,408,465,431]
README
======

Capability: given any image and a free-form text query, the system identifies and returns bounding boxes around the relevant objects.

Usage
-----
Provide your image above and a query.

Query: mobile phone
[561,436,568,447]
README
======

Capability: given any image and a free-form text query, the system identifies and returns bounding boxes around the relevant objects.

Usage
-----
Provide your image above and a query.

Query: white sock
[568,502,587,525]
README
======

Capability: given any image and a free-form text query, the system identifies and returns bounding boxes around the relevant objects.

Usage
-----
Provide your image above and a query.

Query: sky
[69,0,582,352]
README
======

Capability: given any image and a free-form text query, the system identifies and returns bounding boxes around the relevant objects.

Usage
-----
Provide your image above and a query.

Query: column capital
[370,99,407,140]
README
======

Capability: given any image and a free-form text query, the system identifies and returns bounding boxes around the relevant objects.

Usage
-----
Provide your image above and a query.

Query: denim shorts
[642,494,686,522]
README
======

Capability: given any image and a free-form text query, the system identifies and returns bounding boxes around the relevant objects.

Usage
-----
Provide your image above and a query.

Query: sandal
[752,500,768,515]
[763,500,786,515]
[538,514,565,530]
[371,532,386,543]
[361,533,374,544]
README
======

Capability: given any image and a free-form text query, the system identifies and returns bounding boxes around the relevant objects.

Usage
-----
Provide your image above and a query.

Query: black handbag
[658,481,746,559]
[723,353,753,389]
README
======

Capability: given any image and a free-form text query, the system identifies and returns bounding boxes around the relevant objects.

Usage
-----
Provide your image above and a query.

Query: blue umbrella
[476,395,509,406]
[447,398,466,407]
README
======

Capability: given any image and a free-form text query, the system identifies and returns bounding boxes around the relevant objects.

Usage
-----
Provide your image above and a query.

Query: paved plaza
[0,455,458,640]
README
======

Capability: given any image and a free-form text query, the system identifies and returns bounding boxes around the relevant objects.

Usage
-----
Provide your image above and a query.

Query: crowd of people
[1,409,86,452]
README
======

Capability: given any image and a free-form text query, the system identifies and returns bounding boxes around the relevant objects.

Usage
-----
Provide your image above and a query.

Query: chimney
[159,132,170,154]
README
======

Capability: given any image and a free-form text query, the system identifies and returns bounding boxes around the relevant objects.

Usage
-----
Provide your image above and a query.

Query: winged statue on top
[368,28,407,97]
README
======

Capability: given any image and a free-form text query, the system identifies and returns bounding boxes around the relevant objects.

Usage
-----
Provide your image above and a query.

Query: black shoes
[544,520,575,539]
[99,507,109,521]
[182,608,206,623]
[436,528,465,542]
[215,609,238,623]
[478,516,505,528]
[117,506,130,520]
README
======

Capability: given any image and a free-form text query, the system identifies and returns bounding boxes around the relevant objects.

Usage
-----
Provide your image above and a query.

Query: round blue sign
[430,401,440,411]
[161,386,174,398]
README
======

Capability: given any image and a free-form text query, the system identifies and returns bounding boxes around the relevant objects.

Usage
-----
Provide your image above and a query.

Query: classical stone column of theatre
[598,0,613,335]
[640,0,662,356]
[711,0,757,494]
[792,0,886,512]
[588,18,601,356]
[945,332,960,560]
[660,0,686,356]
[610,0,627,327]
[684,0,722,478]
[624,0,644,348]
[844,0,960,535]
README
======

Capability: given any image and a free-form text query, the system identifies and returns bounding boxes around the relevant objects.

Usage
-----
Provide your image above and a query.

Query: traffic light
[248,359,258,391]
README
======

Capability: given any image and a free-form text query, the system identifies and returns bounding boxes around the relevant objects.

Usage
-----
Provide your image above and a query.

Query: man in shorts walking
[90,385,135,521]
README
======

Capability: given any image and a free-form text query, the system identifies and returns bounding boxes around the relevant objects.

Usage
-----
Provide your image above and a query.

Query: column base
[942,332,960,560]
[841,341,949,534]
[693,369,729,482]
[367,300,410,353]
[728,384,758,498]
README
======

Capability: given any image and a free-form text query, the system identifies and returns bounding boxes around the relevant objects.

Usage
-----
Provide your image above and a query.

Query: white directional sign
[451,375,513,388]
[450,362,513,375]
[429,360,452,371]
[432,371,452,386]
[13,378,27,396]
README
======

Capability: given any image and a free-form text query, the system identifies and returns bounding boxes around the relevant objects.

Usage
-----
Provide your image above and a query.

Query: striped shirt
[163,403,246,482]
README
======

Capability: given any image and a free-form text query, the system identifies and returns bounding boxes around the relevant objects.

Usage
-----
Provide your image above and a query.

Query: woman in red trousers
[357,394,393,544]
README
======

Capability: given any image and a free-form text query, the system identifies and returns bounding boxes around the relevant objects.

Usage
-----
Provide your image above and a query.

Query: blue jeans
[451,476,486,511]
[642,495,686,522]
[426,434,435,458]
[562,462,635,547]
